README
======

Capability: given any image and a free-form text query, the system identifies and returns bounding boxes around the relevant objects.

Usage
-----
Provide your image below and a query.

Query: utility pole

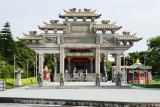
[34,62,36,77]
[26,59,29,81]
[14,56,16,88]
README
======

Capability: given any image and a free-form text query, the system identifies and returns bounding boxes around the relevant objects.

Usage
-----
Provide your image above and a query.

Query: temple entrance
[65,57,95,81]
[71,58,89,72]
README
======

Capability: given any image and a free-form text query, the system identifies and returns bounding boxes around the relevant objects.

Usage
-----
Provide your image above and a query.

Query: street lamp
[13,56,16,88]
[34,62,36,77]
[26,59,29,81]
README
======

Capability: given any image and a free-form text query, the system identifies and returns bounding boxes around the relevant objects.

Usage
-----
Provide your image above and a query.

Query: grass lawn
[132,80,160,88]
[1,77,37,89]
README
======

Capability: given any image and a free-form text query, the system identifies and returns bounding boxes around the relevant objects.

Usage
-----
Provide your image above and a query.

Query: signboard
[71,25,89,33]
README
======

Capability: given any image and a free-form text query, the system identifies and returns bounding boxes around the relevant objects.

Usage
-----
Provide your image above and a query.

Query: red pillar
[138,69,140,84]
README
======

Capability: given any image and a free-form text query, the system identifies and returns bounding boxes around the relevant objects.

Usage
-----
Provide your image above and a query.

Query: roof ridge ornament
[69,8,76,12]
[29,31,37,35]
[92,10,96,13]
[84,8,91,12]
[78,9,82,12]
[101,20,110,24]
[123,31,130,35]
[50,20,59,24]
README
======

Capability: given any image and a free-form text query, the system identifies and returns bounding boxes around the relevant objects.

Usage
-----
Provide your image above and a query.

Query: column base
[60,74,64,86]
[116,73,122,87]
[95,73,100,86]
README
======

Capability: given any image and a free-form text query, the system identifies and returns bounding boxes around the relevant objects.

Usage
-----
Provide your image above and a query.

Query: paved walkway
[0,82,160,103]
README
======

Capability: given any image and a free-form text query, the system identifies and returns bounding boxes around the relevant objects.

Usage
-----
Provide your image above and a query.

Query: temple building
[112,59,152,84]
[18,8,142,86]
[127,59,152,84]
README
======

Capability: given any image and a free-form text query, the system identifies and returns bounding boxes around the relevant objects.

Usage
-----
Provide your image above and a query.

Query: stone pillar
[127,69,130,83]
[54,56,57,81]
[38,53,44,86]
[95,45,100,86]
[60,45,65,86]
[90,58,93,73]
[116,53,121,86]
[105,53,108,61]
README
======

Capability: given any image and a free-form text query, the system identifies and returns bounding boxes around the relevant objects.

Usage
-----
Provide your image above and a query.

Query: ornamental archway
[18,8,142,86]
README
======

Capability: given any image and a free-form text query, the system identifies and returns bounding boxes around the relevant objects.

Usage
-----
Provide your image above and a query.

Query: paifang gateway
[18,8,142,86]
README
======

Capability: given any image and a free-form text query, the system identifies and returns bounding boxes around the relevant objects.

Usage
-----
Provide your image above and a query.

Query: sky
[0,0,160,53]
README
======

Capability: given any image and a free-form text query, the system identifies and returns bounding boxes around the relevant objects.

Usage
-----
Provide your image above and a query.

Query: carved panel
[103,37,115,46]
[45,37,57,43]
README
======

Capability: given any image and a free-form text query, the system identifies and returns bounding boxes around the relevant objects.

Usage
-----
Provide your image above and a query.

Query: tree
[104,61,114,80]
[15,41,35,77]
[125,51,146,66]
[1,22,15,61]
[0,30,2,56]
[147,36,160,76]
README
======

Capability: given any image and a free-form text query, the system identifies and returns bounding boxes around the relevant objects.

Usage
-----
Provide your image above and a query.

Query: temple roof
[128,59,152,70]
[59,8,101,19]
[93,24,122,30]
[117,32,142,41]
[38,21,66,30]
[17,36,42,40]
[17,32,42,40]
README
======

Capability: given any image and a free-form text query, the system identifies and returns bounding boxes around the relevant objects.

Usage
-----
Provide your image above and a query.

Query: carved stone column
[38,53,44,86]
[90,58,93,73]
[60,45,64,86]
[95,45,100,86]
[116,53,122,86]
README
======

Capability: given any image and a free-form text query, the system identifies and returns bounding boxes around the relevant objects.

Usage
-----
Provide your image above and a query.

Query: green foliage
[147,36,160,76]
[132,80,160,88]
[126,36,160,79]
[1,77,37,89]
[0,22,35,79]
[15,41,35,77]
[0,22,15,61]
[104,61,113,73]
[0,60,13,79]
[125,51,146,66]
[104,61,114,80]
[148,36,160,51]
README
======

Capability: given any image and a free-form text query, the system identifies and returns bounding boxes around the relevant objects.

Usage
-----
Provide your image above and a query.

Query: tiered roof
[17,31,42,40]
[18,8,142,44]
[59,8,101,19]
[38,20,66,30]
[117,31,142,41]
[93,21,122,33]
